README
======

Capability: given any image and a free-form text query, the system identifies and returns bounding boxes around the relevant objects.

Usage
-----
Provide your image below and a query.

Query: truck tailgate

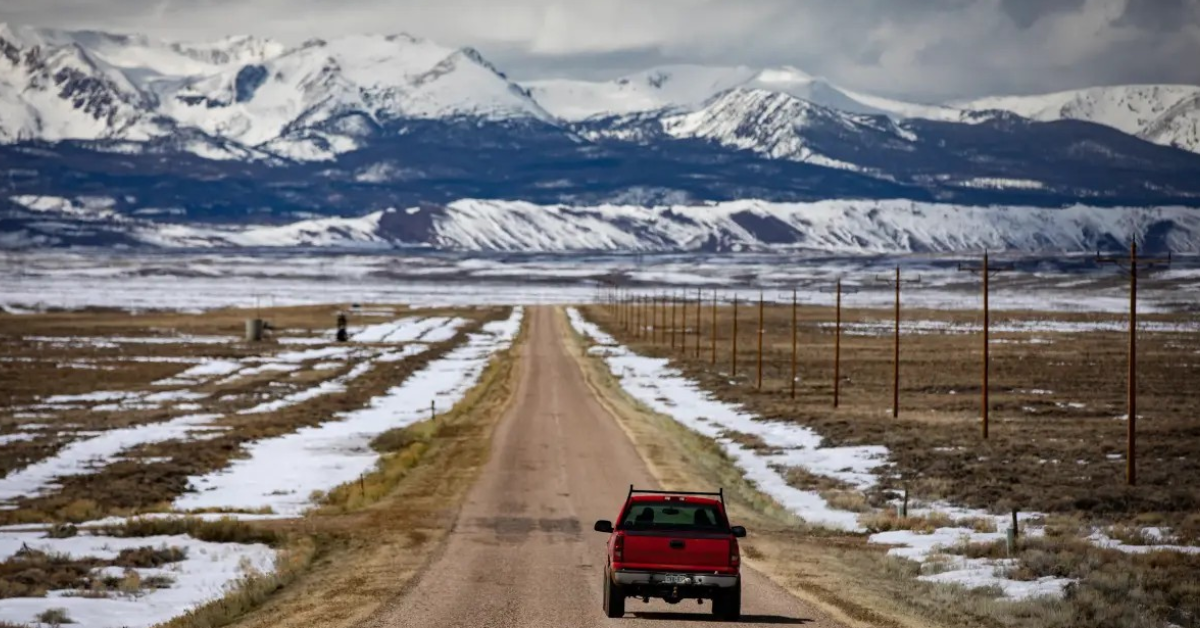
[621,532,731,571]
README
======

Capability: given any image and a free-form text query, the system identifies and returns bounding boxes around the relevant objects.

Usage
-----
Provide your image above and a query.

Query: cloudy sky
[2,0,1198,101]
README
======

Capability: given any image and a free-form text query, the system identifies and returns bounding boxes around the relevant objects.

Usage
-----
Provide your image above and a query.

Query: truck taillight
[614,534,624,562]
[730,542,739,568]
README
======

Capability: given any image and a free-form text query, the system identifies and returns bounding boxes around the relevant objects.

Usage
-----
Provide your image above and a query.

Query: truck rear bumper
[612,570,739,589]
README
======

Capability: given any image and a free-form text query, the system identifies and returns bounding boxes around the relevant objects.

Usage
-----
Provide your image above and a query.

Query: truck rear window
[619,502,727,532]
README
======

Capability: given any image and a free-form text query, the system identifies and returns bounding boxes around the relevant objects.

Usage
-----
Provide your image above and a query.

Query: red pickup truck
[594,486,746,620]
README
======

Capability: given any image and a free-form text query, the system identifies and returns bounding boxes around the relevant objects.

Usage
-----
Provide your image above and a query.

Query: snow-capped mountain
[531,65,1200,158]
[952,85,1200,154]
[7,195,1199,254]
[526,64,961,122]
[0,29,158,142]
[577,87,1200,199]
[159,34,551,161]
[0,24,549,160]
[0,23,288,144]
[659,88,899,171]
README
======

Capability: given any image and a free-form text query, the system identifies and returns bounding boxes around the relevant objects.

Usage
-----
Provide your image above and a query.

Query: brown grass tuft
[859,510,955,534]
[96,517,282,547]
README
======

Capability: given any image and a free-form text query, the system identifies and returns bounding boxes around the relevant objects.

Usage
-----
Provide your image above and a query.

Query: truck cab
[594,486,746,620]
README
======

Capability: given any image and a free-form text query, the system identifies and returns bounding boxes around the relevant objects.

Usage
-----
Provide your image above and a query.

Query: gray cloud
[1,0,1197,101]
[1117,0,1193,31]
[1000,0,1087,29]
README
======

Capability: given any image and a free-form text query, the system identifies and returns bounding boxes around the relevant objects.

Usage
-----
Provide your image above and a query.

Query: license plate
[661,575,692,585]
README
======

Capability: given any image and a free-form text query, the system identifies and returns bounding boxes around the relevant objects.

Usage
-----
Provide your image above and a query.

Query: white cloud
[0,0,1196,100]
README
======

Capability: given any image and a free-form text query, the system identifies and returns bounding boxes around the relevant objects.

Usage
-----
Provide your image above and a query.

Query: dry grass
[96,517,282,546]
[0,545,187,599]
[155,537,316,628]
[859,510,956,534]
[719,429,781,454]
[822,490,873,513]
[938,535,1200,628]
[34,608,73,625]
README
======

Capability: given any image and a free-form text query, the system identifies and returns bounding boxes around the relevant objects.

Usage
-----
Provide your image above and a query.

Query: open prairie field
[582,299,1200,530]
[0,302,524,627]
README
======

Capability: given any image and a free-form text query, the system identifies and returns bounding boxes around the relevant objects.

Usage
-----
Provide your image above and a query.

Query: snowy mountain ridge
[7,195,1199,254]
[953,84,1200,154]
[0,24,550,160]
[3,23,1200,159]
[530,65,1200,155]
[526,64,965,122]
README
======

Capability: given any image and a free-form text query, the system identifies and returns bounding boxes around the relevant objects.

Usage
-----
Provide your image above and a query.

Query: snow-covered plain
[4,250,1197,314]
[0,414,223,503]
[173,307,522,515]
[0,531,275,628]
[1,314,474,507]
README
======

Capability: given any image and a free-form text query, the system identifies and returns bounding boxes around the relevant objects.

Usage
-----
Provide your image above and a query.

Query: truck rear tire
[603,570,625,618]
[712,584,741,621]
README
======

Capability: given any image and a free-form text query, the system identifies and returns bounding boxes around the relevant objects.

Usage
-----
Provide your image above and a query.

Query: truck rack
[626,485,725,508]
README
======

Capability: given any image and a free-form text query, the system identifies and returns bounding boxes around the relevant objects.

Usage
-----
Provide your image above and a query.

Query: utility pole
[958,251,1015,439]
[711,290,718,366]
[695,288,703,360]
[731,294,739,377]
[628,291,634,336]
[643,293,649,340]
[680,289,688,354]
[619,289,626,330]
[757,291,765,391]
[620,288,625,325]
[670,291,678,350]
[819,279,858,409]
[791,288,799,400]
[640,293,647,340]
[1097,242,1171,486]
[676,289,685,351]
[633,292,640,339]
[875,268,922,418]
[658,291,665,345]
[641,292,648,340]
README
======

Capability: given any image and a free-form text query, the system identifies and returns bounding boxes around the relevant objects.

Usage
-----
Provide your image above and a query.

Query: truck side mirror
[731,525,747,538]
[594,520,614,533]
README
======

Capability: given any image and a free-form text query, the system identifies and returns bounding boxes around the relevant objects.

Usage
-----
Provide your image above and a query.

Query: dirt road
[360,307,846,627]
